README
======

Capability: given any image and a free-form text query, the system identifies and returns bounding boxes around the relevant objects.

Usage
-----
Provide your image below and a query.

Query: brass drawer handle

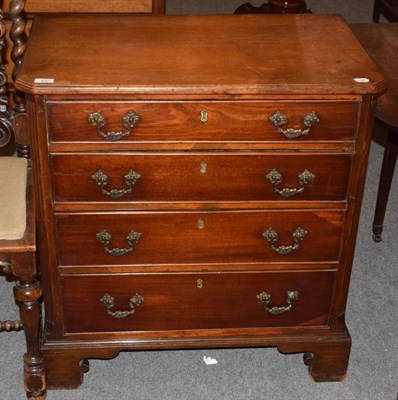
[92,169,141,198]
[96,229,142,257]
[100,293,144,319]
[257,290,299,315]
[88,110,140,142]
[266,168,315,198]
[269,110,320,139]
[262,227,307,255]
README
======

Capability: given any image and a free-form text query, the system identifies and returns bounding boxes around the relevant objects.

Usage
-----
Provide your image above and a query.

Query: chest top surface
[16,14,386,96]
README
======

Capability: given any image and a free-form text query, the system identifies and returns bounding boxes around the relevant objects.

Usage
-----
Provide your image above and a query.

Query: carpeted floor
[166,0,376,22]
[1,1,396,399]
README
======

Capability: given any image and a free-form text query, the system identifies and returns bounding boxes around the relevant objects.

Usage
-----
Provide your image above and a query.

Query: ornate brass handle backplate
[88,110,140,142]
[266,168,315,198]
[96,229,142,257]
[92,169,141,198]
[100,293,144,319]
[257,290,299,315]
[269,110,320,139]
[262,227,307,255]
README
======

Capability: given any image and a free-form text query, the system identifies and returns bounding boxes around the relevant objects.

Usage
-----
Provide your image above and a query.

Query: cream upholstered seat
[0,155,31,334]
[0,156,28,240]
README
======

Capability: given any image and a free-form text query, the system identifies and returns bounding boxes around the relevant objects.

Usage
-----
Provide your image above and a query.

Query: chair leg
[12,253,46,399]
[0,319,23,332]
[372,130,398,242]
[372,0,381,22]
[0,260,24,332]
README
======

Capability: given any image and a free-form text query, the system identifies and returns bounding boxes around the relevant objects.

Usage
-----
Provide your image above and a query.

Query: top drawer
[47,101,359,143]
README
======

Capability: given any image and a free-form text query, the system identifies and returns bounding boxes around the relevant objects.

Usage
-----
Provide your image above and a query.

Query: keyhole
[200,162,207,174]
[197,218,205,230]
[197,279,203,289]
[200,110,208,123]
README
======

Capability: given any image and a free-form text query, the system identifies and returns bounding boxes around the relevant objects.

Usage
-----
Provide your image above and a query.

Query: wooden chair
[351,23,398,242]
[0,159,43,399]
[0,8,45,400]
[372,0,398,22]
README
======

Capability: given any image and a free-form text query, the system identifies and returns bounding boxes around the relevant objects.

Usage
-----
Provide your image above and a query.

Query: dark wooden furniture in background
[0,8,44,399]
[372,0,398,21]
[351,23,398,242]
[235,0,309,14]
[16,13,385,397]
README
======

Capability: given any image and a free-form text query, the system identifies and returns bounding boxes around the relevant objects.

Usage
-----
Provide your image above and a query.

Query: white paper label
[34,78,55,83]
[353,78,370,83]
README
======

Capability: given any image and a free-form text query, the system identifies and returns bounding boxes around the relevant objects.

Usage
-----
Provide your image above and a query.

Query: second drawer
[55,210,344,266]
[50,153,352,203]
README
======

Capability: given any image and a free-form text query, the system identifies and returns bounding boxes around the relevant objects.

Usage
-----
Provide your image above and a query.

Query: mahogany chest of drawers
[16,14,385,396]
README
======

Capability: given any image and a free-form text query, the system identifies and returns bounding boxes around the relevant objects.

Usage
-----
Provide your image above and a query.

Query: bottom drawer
[61,271,336,333]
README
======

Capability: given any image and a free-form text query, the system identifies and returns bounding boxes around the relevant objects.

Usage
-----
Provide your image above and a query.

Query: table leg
[372,129,398,242]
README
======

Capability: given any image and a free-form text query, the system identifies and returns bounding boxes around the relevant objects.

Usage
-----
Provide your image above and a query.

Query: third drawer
[55,210,345,266]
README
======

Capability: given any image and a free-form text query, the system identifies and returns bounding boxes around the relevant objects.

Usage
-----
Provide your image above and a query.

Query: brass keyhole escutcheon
[200,162,207,174]
[197,218,205,230]
[197,279,203,289]
[200,110,208,123]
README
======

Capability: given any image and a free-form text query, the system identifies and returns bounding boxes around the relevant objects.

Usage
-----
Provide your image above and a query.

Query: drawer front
[51,153,351,203]
[61,270,336,333]
[48,101,358,143]
[55,210,344,266]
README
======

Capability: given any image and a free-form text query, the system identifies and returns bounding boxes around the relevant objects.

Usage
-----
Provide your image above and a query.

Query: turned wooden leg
[372,0,381,22]
[0,261,23,332]
[12,253,46,400]
[372,130,398,242]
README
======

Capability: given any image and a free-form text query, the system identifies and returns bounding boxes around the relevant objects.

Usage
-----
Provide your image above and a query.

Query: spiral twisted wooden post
[9,0,27,109]
[0,8,14,149]
[9,0,30,159]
